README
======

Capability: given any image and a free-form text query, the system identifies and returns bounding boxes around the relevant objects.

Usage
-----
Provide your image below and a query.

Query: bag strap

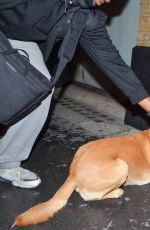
[52,9,89,87]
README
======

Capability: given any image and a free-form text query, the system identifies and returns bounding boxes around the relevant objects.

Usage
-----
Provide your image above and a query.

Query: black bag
[0,30,53,137]
[0,1,88,138]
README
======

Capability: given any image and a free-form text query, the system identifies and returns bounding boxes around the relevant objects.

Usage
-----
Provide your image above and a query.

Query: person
[0,0,150,189]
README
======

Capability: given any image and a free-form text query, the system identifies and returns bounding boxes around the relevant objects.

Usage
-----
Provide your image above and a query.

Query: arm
[79,10,150,113]
[91,0,150,113]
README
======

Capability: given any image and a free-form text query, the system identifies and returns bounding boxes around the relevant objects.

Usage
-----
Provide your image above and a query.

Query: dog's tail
[12,175,76,228]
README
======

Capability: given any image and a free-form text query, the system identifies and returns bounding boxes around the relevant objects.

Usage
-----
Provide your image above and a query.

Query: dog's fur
[13,129,150,227]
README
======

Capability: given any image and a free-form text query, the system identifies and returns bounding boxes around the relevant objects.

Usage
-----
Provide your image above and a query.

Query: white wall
[107,0,140,65]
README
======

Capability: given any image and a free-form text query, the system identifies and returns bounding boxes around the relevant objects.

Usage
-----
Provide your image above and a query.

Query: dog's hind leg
[79,188,124,201]
[76,158,128,201]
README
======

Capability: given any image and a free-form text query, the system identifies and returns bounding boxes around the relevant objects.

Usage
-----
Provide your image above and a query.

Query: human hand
[93,0,111,6]
[138,97,150,112]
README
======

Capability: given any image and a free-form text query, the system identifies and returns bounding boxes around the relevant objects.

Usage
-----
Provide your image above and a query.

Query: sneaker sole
[12,178,41,188]
[0,176,41,189]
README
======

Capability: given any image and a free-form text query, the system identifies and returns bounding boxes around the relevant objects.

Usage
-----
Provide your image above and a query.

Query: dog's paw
[104,188,124,199]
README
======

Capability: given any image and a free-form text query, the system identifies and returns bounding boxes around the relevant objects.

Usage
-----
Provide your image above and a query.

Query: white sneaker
[0,167,41,188]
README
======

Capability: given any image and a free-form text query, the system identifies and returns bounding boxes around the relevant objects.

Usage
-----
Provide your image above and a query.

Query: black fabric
[79,13,149,105]
[84,0,93,7]
[0,0,27,10]
[124,46,150,130]
[0,5,88,137]
[47,42,72,88]
[0,0,63,43]
[0,0,149,125]
[0,30,53,137]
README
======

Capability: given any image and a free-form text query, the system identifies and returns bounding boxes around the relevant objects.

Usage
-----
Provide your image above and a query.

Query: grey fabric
[0,40,53,169]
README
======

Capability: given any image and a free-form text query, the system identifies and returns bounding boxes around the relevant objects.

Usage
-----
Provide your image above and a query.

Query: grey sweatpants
[0,40,53,169]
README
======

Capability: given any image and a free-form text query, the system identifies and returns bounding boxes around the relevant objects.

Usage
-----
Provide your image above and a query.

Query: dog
[12,129,150,227]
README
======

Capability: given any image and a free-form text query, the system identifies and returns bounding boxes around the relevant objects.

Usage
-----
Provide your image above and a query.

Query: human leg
[0,40,53,187]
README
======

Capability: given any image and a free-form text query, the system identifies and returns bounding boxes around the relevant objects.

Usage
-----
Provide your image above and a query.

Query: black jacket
[0,0,65,41]
[0,0,91,60]
[0,0,149,105]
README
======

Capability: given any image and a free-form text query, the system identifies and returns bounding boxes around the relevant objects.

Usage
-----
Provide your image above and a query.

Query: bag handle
[3,48,30,76]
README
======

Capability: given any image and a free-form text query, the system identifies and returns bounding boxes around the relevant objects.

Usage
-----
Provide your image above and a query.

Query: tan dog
[13,129,150,227]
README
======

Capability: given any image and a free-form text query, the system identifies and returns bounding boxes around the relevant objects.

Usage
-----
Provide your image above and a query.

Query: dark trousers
[124,47,150,130]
